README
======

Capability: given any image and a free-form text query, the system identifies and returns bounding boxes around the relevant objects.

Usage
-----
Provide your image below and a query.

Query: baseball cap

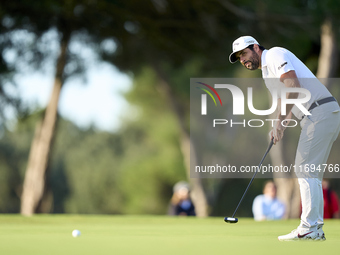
[229,36,259,63]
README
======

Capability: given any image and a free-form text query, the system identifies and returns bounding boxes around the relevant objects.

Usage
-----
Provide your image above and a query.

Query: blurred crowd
[252,179,339,221]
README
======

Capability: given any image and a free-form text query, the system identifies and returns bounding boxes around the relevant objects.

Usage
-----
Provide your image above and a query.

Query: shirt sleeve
[266,48,295,78]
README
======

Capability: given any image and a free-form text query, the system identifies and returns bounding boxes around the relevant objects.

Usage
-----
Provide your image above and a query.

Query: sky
[12,62,132,132]
[1,29,132,133]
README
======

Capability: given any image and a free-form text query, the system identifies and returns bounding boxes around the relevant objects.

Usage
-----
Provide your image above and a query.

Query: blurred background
[0,0,340,218]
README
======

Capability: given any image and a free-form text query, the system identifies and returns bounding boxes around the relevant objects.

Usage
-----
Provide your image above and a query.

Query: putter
[224,138,274,224]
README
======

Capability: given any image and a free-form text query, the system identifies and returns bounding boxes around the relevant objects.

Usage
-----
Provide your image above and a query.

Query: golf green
[0,215,337,255]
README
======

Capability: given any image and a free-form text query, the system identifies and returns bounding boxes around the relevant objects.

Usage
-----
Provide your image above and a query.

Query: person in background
[322,179,340,219]
[252,180,285,221]
[168,181,196,216]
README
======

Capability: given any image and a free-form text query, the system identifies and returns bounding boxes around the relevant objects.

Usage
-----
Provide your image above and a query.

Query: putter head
[224,217,238,223]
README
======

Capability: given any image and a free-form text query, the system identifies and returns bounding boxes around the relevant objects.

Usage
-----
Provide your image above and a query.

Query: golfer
[229,36,340,241]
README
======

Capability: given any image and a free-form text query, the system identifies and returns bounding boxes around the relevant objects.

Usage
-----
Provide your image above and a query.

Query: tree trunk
[20,33,70,216]
[316,18,338,81]
[268,99,300,219]
[153,65,209,217]
[270,139,300,218]
[179,127,208,217]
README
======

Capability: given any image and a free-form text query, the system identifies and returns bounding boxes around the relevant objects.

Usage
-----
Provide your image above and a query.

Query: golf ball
[72,229,81,237]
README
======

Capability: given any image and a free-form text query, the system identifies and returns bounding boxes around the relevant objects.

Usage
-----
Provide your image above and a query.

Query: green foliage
[50,123,124,214]
[119,67,187,214]
[0,111,43,212]
[1,0,340,216]
[0,65,187,214]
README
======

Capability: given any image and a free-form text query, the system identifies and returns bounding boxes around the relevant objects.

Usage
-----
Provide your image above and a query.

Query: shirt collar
[261,49,268,68]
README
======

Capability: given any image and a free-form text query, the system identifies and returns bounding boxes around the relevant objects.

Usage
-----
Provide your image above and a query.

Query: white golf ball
[72,229,81,237]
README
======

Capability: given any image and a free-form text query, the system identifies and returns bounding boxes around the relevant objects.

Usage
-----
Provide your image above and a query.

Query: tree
[21,32,70,215]
[1,0,129,215]
[316,19,338,80]
[3,0,340,217]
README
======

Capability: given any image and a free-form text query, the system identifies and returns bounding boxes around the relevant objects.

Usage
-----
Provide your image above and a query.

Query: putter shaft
[231,139,274,218]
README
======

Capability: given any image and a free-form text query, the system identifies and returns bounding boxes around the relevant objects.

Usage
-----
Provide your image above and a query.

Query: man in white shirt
[252,181,285,221]
[229,36,340,241]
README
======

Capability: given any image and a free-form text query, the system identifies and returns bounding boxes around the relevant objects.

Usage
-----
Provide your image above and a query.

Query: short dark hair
[247,44,265,51]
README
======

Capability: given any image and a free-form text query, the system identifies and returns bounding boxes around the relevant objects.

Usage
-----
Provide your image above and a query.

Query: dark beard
[245,51,260,70]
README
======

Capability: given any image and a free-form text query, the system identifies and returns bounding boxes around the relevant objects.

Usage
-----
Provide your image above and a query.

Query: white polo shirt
[261,47,332,119]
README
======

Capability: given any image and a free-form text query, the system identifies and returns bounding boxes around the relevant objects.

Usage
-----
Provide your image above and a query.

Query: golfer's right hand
[269,127,284,145]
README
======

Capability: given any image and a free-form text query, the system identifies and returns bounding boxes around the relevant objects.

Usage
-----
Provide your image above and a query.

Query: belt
[301,97,337,119]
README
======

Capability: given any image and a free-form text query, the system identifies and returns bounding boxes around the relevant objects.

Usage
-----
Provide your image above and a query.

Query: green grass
[0,215,338,255]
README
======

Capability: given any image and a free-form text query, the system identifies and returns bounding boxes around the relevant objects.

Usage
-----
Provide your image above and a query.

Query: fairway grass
[0,215,338,255]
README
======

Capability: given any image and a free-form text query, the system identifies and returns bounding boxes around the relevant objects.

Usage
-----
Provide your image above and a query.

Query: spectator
[252,180,285,221]
[322,179,340,219]
[168,181,195,216]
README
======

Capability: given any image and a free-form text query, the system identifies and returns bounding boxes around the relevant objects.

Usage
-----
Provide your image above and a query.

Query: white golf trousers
[295,101,340,231]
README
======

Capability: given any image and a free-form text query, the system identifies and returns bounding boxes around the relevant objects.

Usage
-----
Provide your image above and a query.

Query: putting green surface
[0,215,338,255]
